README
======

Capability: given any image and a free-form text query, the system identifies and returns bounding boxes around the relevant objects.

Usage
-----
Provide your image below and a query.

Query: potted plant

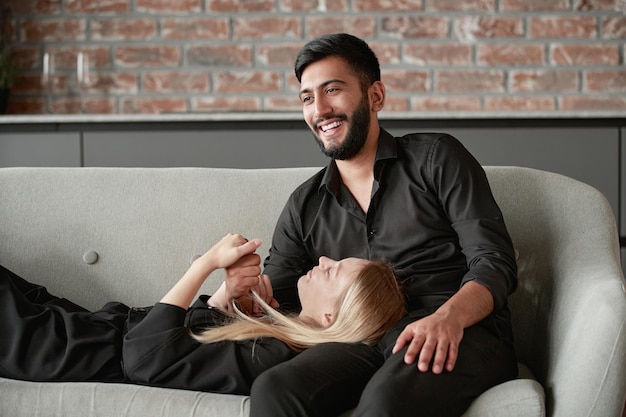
[0,1,16,113]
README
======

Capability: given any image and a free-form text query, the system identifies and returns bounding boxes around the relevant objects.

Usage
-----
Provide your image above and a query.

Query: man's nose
[313,97,332,119]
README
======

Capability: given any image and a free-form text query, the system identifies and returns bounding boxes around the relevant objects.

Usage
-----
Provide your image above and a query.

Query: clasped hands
[207,234,279,315]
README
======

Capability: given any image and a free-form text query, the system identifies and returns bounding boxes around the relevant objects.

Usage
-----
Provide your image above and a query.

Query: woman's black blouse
[122,297,297,395]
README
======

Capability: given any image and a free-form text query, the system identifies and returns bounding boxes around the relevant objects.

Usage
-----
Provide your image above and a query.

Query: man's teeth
[321,121,342,132]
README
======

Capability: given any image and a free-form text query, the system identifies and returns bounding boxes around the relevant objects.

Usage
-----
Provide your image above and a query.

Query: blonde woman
[0,234,405,396]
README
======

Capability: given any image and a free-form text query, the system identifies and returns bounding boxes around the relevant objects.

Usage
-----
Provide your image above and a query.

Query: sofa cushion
[0,378,250,417]
[463,379,545,417]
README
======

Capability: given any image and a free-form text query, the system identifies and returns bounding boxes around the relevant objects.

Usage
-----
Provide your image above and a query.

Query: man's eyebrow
[299,79,347,96]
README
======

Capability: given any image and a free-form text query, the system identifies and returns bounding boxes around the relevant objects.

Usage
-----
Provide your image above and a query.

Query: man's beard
[312,96,371,161]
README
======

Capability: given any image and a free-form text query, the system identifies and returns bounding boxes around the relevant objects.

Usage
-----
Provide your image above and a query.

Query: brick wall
[4,0,626,115]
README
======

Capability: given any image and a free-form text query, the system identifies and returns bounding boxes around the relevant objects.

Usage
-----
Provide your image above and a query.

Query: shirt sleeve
[263,193,316,311]
[122,302,296,395]
[428,134,518,312]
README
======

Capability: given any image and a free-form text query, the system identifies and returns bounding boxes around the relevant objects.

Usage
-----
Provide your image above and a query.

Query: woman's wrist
[207,284,234,314]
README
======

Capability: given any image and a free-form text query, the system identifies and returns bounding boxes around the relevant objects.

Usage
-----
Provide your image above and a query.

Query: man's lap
[250,342,383,417]
[251,321,517,417]
[353,323,518,416]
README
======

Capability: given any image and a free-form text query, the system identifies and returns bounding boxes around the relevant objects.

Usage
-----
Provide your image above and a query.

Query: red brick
[207,0,275,12]
[21,19,86,42]
[11,73,50,94]
[436,70,505,93]
[530,17,597,38]
[306,16,376,39]
[355,0,423,11]
[10,45,40,70]
[369,42,401,65]
[552,44,620,65]
[40,96,116,114]
[115,46,181,68]
[53,97,117,114]
[426,0,495,11]
[233,17,300,39]
[85,72,139,94]
[454,16,524,39]
[602,17,626,39]
[484,96,555,111]
[256,44,303,66]
[585,70,626,92]
[66,0,130,13]
[561,96,626,111]
[404,43,472,66]
[381,96,411,112]
[501,0,570,11]
[91,19,158,41]
[285,72,301,92]
[214,71,282,93]
[193,97,261,112]
[382,70,430,92]
[264,96,301,111]
[162,18,229,40]
[187,44,252,67]
[121,97,189,114]
[136,0,201,13]
[12,0,60,14]
[280,0,349,12]
[410,96,482,112]
[80,98,117,114]
[5,97,46,115]
[143,71,210,93]
[510,70,579,92]
[382,16,449,38]
[575,0,625,10]
[478,44,545,66]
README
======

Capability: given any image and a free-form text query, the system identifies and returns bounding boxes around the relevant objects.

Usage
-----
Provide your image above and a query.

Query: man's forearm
[436,280,494,328]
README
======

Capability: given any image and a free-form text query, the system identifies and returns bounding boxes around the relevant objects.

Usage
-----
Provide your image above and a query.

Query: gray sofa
[1,166,625,417]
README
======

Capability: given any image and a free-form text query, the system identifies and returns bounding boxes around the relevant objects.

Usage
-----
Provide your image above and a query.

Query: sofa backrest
[0,167,321,310]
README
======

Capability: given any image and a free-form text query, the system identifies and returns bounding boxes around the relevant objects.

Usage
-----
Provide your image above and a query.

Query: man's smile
[319,120,343,133]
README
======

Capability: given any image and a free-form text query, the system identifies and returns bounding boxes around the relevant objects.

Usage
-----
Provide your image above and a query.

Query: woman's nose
[318,256,331,269]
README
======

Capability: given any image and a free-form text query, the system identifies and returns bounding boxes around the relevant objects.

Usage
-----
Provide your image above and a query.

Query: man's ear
[369,80,386,112]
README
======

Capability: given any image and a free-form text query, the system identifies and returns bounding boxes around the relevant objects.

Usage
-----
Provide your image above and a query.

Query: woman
[0,234,406,395]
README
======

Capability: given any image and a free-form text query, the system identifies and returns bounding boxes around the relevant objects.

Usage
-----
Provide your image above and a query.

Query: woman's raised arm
[160,234,262,310]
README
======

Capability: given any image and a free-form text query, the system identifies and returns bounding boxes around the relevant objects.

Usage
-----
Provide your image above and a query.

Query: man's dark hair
[294,33,381,89]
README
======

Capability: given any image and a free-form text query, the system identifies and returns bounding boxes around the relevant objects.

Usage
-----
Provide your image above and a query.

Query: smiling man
[248,33,519,417]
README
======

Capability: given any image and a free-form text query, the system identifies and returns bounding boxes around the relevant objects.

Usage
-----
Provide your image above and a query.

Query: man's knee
[250,364,308,417]
[251,364,291,398]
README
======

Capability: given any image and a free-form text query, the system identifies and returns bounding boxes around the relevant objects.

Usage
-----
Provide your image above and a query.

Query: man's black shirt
[263,129,517,331]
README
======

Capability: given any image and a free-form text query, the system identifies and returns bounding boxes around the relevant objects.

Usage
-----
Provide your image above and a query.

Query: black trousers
[0,265,128,382]
[250,314,518,417]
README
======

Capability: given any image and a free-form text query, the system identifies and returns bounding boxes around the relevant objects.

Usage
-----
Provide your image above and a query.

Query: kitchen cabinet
[0,132,81,167]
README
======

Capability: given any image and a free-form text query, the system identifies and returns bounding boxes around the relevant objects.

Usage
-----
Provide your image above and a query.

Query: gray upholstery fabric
[0,378,250,417]
[1,166,624,417]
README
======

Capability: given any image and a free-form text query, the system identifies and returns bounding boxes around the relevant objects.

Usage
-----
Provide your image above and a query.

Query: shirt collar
[318,128,398,195]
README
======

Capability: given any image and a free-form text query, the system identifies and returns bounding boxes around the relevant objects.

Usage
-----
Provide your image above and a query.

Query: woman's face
[298,256,368,327]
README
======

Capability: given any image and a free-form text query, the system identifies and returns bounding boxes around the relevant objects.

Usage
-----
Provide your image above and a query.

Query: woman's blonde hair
[193,259,406,351]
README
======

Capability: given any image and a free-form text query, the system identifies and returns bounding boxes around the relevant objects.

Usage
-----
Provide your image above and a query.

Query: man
[235,33,518,417]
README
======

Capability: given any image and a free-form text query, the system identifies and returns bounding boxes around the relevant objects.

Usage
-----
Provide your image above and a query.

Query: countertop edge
[0,111,625,124]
